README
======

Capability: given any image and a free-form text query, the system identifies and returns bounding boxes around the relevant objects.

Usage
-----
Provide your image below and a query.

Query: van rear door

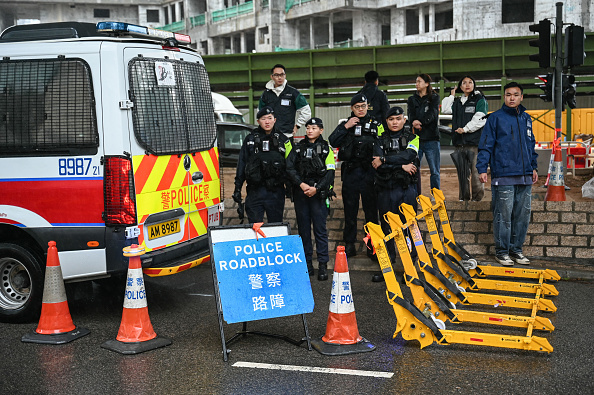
[123,48,219,254]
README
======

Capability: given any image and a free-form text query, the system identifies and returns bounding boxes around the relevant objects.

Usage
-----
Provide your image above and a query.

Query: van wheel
[0,243,44,323]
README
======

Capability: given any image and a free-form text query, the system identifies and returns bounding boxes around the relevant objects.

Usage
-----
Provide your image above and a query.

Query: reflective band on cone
[22,241,90,345]
[102,244,171,354]
[311,246,375,356]
[545,148,566,201]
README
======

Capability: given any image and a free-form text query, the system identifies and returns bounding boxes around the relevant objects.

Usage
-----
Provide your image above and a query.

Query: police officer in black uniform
[371,107,420,281]
[329,93,383,260]
[286,117,335,281]
[233,106,292,223]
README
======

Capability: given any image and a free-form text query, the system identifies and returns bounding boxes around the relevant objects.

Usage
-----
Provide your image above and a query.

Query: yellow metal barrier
[364,221,553,353]
[398,204,557,313]
[416,194,559,297]
[430,188,561,282]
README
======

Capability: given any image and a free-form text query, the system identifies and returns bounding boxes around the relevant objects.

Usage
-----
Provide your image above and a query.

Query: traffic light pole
[554,2,563,142]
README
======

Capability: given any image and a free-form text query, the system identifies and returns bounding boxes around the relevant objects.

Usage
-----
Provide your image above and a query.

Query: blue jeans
[418,140,441,190]
[491,185,532,257]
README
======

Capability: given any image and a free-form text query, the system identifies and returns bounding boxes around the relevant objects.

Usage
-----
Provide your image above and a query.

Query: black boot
[307,261,314,277]
[345,243,357,258]
[371,271,384,282]
[317,263,328,281]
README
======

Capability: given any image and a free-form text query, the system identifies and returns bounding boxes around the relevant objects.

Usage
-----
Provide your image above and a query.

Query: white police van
[0,22,222,322]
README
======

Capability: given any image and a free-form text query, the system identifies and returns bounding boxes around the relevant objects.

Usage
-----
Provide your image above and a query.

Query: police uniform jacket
[234,126,292,190]
[406,91,440,141]
[328,113,384,171]
[373,124,420,189]
[286,136,336,197]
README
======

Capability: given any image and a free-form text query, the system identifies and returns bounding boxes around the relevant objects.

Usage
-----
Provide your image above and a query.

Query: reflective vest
[337,115,381,168]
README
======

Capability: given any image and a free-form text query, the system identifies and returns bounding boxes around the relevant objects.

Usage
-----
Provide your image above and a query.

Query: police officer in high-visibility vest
[371,106,420,281]
[286,117,335,281]
[329,93,383,260]
[233,106,292,223]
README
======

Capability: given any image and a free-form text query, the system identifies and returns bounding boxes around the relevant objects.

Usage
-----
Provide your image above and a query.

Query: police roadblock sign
[213,235,314,324]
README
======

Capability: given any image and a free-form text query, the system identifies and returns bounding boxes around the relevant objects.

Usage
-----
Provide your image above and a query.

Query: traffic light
[529,19,552,68]
[537,74,553,102]
[565,25,586,67]
[562,74,577,109]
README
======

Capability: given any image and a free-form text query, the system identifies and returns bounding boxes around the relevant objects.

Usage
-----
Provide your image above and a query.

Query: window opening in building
[164,7,169,24]
[435,9,453,31]
[171,5,176,22]
[94,9,110,18]
[406,9,419,35]
[502,0,534,24]
[258,26,269,45]
[147,10,160,23]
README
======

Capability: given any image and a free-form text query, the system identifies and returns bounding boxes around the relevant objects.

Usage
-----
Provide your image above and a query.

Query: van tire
[0,243,44,323]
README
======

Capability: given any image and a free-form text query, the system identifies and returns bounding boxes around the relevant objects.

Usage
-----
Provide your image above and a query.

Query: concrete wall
[221,198,594,265]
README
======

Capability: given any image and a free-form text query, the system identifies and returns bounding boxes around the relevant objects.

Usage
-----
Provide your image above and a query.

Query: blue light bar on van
[96,22,191,44]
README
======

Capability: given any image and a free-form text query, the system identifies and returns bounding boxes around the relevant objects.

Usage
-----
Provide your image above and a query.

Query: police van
[0,22,222,322]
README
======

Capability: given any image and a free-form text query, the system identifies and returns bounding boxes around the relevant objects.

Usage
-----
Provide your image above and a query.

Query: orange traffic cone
[545,147,566,201]
[22,241,90,344]
[101,245,171,354]
[311,246,375,355]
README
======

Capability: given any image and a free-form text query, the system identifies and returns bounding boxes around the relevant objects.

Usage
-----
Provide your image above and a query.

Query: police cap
[385,106,405,119]
[350,93,367,106]
[305,117,324,128]
[257,106,275,119]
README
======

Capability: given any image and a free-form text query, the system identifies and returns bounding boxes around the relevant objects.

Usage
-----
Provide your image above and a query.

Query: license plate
[147,219,181,240]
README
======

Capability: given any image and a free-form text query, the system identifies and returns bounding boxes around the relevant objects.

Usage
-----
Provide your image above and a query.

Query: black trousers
[245,185,285,223]
[341,165,378,243]
[293,190,329,265]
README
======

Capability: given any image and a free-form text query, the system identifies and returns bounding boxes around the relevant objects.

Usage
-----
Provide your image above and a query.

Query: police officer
[371,107,420,281]
[286,117,335,281]
[329,93,383,260]
[233,106,292,223]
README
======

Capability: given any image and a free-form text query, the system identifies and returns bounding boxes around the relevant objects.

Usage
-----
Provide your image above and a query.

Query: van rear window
[129,58,216,155]
[0,59,99,156]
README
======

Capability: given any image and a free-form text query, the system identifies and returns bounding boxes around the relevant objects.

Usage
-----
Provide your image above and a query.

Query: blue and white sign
[213,235,314,324]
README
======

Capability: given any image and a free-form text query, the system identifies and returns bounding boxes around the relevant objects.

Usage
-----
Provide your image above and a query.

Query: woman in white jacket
[442,75,488,201]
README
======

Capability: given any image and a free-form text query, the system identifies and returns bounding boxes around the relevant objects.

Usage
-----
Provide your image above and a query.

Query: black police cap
[257,106,275,119]
[385,106,405,119]
[305,117,324,128]
[350,93,367,106]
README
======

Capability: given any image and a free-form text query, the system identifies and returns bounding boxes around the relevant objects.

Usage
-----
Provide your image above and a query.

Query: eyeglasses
[272,73,286,77]
[353,104,367,110]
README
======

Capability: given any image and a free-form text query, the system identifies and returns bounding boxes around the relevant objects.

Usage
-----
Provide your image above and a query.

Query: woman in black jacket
[407,73,441,191]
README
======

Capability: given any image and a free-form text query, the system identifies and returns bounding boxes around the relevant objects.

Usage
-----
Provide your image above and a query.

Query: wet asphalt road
[1,262,593,395]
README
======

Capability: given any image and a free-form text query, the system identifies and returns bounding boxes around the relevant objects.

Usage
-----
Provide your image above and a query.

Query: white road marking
[187,293,214,297]
[233,361,393,378]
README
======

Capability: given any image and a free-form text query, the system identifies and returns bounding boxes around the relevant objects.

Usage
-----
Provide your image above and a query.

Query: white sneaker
[495,255,514,266]
[510,253,530,265]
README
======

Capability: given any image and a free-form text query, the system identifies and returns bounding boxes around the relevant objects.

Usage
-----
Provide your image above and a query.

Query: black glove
[232,188,242,204]
[237,202,245,223]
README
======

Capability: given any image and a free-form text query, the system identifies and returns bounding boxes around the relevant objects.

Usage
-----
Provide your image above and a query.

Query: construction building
[0,1,592,55]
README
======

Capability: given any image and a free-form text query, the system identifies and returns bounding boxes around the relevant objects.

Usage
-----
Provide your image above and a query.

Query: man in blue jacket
[476,82,538,267]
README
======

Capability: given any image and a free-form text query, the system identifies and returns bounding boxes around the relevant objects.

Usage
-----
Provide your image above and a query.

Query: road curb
[321,254,594,282]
